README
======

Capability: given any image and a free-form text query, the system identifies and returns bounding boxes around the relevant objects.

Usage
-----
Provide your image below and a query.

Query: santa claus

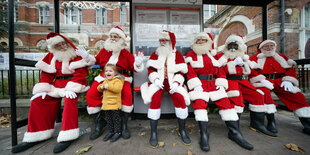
[216,34,277,138]
[140,30,190,147]
[186,32,252,151]
[86,26,144,140]
[12,32,95,153]
[250,39,310,135]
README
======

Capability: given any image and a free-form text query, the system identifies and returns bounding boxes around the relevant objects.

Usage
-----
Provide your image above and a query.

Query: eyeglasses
[110,35,120,39]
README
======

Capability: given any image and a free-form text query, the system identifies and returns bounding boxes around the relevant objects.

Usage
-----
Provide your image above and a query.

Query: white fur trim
[234,105,244,113]
[249,104,267,112]
[250,75,265,83]
[61,60,75,74]
[87,106,101,114]
[265,104,277,114]
[189,91,209,102]
[219,109,239,121]
[175,86,191,106]
[134,62,145,72]
[172,74,185,85]
[226,90,240,97]
[46,35,65,46]
[65,81,89,93]
[175,107,188,119]
[57,128,79,142]
[23,129,54,142]
[35,58,57,73]
[124,77,133,83]
[140,82,160,104]
[257,53,293,69]
[217,55,228,66]
[258,40,276,49]
[282,76,299,86]
[122,105,133,113]
[148,108,161,120]
[209,89,228,101]
[94,75,105,83]
[194,109,208,121]
[227,61,237,74]
[148,72,160,84]
[187,77,202,90]
[32,83,52,94]
[210,49,217,56]
[109,27,130,41]
[185,56,204,68]
[69,56,96,70]
[107,51,121,65]
[287,59,297,66]
[215,78,228,89]
[256,89,265,95]
[294,107,310,117]
[159,31,170,40]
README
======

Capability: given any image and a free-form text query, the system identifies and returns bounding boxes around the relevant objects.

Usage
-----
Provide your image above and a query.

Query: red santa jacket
[250,52,299,91]
[140,50,190,105]
[94,48,144,83]
[33,52,95,98]
[215,52,265,97]
[185,51,228,102]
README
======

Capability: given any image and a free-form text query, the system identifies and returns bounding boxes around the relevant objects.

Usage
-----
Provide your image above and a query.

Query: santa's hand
[76,45,90,62]
[233,57,244,66]
[65,91,77,99]
[30,92,47,101]
[154,79,163,89]
[134,52,144,67]
[169,82,179,94]
[261,79,274,90]
[281,81,295,92]
[194,85,203,93]
[216,86,225,92]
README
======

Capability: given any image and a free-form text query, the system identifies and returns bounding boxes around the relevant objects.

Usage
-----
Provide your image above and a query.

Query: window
[306,3,310,28]
[120,2,127,23]
[64,7,82,24]
[39,7,49,24]
[299,3,310,58]
[96,8,107,25]
[203,4,217,23]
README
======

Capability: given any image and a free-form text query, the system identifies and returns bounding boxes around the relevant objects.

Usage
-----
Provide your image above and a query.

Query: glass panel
[305,3,310,28]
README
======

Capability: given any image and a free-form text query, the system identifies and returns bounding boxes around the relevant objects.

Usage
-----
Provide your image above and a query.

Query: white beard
[51,46,77,62]
[224,48,244,59]
[261,48,276,57]
[104,38,124,53]
[192,42,212,55]
[156,43,172,58]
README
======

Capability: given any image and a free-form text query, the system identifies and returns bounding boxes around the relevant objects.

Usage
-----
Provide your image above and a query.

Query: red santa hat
[257,39,277,52]
[109,26,130,42]
[46,32,77,49]
[225,34,249,59]
[192,32,216,55]
[159,30,176,50]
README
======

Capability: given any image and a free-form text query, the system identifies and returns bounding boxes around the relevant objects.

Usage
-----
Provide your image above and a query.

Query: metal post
[54,0,60,33]
[8,0,17,146]
[262,5,268,40]
[280,0,285,54]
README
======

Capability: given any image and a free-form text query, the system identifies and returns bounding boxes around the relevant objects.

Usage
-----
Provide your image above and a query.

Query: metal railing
[295,58,310,93]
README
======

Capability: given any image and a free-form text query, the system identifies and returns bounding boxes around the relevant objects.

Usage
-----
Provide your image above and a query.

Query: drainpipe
[280,0,285,54]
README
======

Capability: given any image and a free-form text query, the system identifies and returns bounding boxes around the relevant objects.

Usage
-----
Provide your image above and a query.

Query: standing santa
[86,26,144,140]
[12,32,95,153]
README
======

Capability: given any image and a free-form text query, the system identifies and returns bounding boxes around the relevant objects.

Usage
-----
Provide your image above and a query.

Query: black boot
[299,117,310,135]
[149,119,158,147]
[110,133,122,142]
[250,111,277,137]
[266,113,278,133]
[103,132,114,141]
[11,141,41,153]
[225,121,254,150]
[237,113,241,128]
[198,121,210,151]
[89,111,107,140]
[178,119,191,145]
[122,112,131,139]
[53,140,73,153]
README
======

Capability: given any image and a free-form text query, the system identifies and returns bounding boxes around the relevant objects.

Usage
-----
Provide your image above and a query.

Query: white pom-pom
[243,55,249,60]
[210,49,217,56]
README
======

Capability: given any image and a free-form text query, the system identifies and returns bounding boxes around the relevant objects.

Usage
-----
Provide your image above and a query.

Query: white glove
[76,45,90,63]
[260,79,274,90]
[30,92,47,101]
[134,52,144,67]
[154,79,163,89]
[216,86,225,92]
[281,81,295,92]
[65,91,77,99]
[194,85,203,93]
[169,82,179,94]
[233,57,244,66]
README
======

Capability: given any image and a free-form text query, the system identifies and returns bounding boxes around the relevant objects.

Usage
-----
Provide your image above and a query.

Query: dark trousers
[105,110,121,134]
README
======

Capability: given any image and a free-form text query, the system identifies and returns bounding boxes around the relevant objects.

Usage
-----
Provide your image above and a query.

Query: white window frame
[38,6,49,24]
[120,2,127,23]
[299,3,310,59]
[203,4,217,23]
[96,8,107,25]
[64,7,82,25]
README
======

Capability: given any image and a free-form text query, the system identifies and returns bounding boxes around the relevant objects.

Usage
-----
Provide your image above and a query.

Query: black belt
[198,74,216,81]
[264,73,284,79]
[119,70,130,75]
[226,75,248,80]
[55,76,73,80]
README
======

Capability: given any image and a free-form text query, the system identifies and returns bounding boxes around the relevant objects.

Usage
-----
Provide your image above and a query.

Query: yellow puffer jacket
[97,77,124,110]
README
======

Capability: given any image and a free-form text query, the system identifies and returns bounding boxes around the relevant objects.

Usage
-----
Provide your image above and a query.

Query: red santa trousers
[22,95,79,143]
[86,80,132,113]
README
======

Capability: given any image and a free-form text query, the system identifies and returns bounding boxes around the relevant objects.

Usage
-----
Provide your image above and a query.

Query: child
[97,63,124,142]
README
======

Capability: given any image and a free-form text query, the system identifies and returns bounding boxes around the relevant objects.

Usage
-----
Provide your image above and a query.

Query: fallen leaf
[158,141,165,147]
[285,143,306,154]
[187,150,193,155]
[139,131,146,136]
[75,145,93,155]
[173,142,177,147]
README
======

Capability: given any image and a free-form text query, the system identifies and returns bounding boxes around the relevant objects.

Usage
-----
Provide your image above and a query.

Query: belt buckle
[60,77,65,80]
[272,74,275,79]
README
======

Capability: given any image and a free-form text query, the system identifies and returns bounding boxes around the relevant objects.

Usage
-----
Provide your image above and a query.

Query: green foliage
[86,69,102,86]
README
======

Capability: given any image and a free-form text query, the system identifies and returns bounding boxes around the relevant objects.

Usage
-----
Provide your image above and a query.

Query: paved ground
[1,110,310,155]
